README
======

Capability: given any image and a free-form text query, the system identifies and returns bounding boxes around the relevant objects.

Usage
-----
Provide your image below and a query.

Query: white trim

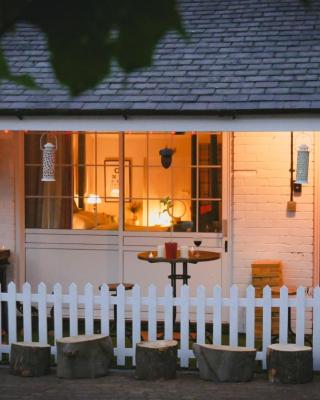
[314,132,320,286]
[2,114,320,132]
[221,132,232,296]
[14,132,25,288]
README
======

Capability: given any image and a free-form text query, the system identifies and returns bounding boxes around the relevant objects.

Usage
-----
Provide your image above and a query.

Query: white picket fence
[0,282,319,369]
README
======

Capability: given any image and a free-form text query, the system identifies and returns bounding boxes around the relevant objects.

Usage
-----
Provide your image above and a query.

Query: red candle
[165,242,178,259]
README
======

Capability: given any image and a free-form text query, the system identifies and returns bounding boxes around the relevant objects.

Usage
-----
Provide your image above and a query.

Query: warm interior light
[110,188,119,197]
[87,194,102,205]
[159,211,171,226]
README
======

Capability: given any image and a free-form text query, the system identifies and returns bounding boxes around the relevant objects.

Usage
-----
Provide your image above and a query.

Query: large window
[25,132,119,229]
[124,132,222,233]
[25,131,222,232]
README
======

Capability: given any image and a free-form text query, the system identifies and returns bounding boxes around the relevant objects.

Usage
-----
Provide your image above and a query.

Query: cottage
[0,0,319,329]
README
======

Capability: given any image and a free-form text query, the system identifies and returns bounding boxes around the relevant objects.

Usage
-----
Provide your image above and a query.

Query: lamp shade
[87,194,102,205]
[295,144,309,184]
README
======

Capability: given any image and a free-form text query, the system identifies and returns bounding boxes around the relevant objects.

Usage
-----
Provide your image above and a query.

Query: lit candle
[148,252,154,258]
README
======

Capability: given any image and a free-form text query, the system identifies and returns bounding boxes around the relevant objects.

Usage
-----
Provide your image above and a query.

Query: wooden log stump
[267,344,313,383]
[193,344,256,382]
[56,334,113,379]
[10,342,51,377]
[135,340,178,380]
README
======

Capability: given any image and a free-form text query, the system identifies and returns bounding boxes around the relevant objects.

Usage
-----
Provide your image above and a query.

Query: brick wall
[0,131,17,281]
[232,132,314,295]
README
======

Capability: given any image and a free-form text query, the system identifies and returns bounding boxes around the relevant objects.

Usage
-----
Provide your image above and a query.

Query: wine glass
[193,236,202,256]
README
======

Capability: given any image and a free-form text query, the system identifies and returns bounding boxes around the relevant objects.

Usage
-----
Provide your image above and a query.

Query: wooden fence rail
[0,282,319,369]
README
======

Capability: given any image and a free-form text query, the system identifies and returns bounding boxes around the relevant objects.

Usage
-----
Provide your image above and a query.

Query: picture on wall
[104,158,131,201]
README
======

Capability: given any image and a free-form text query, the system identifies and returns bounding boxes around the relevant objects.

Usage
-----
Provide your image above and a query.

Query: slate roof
[1,0,320,115]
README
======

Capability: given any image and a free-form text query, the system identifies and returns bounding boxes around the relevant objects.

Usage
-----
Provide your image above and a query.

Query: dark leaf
[0,0,185,95]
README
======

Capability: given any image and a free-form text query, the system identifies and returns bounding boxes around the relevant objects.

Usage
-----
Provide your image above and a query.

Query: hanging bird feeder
[40,134,58,182]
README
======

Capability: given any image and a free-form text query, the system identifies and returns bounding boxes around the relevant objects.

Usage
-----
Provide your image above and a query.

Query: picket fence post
[229,285,238,346]
[295,286,305,346]
[180,284,190,368]
[245,285,255,349]
[38,283,47,345]
[164,285,173,340]
[279,286,289,344]
[69,283,78,336]
[84,283,94,335]
[22,282,32,343]
[8,282,17,346]
[148,284,157,341]
[116,284,126,366]
[100,284,110,336]
[196,285,206,345]
[53,283,63,355]
[213,285,222,345]
[262,285,272,369]
[131,284,141,365]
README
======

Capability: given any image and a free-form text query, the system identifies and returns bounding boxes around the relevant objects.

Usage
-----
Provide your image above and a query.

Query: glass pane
[198,133,222,166]
[25,166,73,197]
[171,132,192,167]
[148,133,173,167]
[148,167,172,198]
[73,197,118,230]
[199,200,222,233]
[73,166,97,199]
[125,199,145,229]
[126,167,145,199]
[125,133,147,166]
[25,132,73,165]
[98,161,131,201]
[171,199,194,232]
[199,168,222,199]
[172,167,192,199]
[96,133,119,165]
[25,198,72,229]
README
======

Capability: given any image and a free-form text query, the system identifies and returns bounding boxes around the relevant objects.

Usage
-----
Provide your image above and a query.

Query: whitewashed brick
[233,132,314,289]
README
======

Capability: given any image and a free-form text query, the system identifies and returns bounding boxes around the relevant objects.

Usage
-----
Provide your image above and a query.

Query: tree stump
[193,344,256,382]
[135,340,178,380]
[56,334,113,379]
[10,342,51,377]
[267,344,313,383]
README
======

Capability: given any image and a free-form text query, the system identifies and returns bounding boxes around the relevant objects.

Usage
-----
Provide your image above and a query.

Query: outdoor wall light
[159,147,175,169]
[295,144,310,184]
[40,134,57,182]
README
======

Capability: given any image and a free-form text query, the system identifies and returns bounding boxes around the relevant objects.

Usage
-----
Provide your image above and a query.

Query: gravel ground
[0,368,319,400]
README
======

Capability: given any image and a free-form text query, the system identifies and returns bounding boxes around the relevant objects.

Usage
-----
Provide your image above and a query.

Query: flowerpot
[165,242,178,259]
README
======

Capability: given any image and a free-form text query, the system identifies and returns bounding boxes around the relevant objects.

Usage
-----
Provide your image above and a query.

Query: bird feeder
[40,134,58,182]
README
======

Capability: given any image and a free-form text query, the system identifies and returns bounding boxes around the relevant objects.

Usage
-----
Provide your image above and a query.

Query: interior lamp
[40,134,58,182]
[87,194,101,212]
[295,144,309,184]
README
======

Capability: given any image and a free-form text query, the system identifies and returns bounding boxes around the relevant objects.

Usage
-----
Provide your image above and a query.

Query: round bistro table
[138,250,220,325]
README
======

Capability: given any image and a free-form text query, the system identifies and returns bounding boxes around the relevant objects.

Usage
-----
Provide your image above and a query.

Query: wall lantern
[159,147,175,169]
[40,134,58,182]
[295,144,310,184]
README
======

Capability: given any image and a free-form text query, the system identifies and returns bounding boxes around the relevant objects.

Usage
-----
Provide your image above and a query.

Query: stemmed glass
[193,235,202,257]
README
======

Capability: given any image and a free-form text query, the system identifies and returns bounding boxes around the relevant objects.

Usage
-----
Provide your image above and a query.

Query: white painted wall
[232,132,314,295]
